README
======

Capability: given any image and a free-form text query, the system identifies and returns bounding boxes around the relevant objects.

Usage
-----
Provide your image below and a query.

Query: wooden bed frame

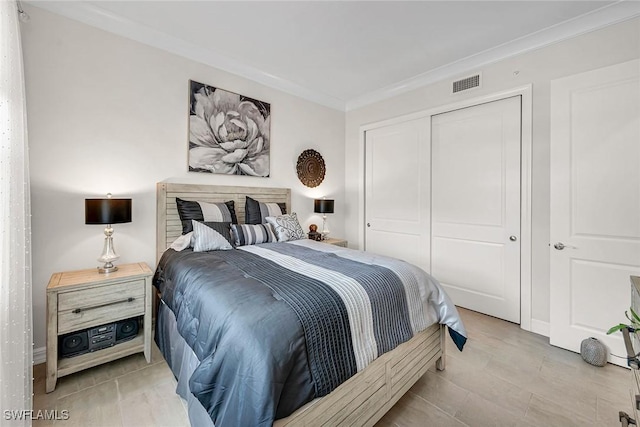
[156,181,446,427]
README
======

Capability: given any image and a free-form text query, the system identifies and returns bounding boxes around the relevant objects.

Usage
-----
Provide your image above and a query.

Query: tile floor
[32,343,189,427]
[377,308,630,427]
[33,308,630,426]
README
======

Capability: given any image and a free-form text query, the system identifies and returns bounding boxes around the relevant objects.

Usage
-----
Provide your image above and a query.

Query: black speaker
[59,331,89,358]
[115,317,139,343]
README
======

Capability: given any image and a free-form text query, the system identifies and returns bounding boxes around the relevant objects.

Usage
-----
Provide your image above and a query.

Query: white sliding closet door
[364,117,431,272]
[431,96,522,323]
[549,60,640,366]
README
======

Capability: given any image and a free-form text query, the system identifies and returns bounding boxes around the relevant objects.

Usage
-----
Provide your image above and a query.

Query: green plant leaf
[630,307,640,324]
[607,324,628,335]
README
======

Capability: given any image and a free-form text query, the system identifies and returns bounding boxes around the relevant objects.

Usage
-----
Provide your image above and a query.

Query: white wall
[22,5,345,351]
[344,17,640,328]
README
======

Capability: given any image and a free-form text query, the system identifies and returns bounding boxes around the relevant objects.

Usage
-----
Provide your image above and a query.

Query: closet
[364,96,523,323]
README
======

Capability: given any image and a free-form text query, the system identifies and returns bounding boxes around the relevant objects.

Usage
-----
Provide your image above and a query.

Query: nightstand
[46,262,153,393]
[322,237,348,247]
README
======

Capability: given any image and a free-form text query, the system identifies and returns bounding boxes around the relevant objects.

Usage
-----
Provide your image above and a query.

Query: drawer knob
[72,297,135,314]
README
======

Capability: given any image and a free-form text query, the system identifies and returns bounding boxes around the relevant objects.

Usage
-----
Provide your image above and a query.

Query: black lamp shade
[314,199,334,214]
[85,199,132,225]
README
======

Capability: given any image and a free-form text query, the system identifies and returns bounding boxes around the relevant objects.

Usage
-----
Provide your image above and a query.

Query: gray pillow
[231,223,277,246]
[192,220,233,252]
[176,198,237,234]
[245,196,286,224]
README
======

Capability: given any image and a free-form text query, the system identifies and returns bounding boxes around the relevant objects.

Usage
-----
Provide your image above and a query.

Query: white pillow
[169,232,193,251]
[192,220,233,252]
[265,213,306,242]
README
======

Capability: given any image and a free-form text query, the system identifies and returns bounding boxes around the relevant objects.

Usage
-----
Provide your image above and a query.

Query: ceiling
[28,1,640,110]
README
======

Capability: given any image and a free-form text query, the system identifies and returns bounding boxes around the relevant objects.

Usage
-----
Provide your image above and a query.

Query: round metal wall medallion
[296,149,326,188]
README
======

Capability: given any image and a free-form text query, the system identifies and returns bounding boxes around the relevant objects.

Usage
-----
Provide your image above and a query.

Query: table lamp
[314,199,334,239]
[85,193,132,273]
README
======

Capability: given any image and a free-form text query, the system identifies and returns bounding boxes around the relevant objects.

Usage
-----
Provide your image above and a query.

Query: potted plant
[607,307,640,335]
[608,307,640,369]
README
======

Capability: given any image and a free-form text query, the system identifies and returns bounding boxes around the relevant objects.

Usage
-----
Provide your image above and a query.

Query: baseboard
[530,319,550,337]
[33,346,46,365]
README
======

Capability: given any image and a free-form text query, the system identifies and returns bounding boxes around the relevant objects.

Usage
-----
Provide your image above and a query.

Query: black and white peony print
[188,80,270,177]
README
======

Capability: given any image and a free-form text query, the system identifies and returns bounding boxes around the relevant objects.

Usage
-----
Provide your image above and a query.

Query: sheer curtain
[0,1,33,424]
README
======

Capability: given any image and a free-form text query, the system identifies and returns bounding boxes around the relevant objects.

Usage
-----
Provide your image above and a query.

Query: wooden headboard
[156,182,291,263]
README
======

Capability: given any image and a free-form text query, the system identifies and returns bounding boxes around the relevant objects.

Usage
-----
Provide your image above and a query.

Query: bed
[154,182,466,427]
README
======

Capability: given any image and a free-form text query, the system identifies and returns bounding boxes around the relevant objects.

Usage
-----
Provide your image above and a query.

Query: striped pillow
[198,221,234,247]
[245,196,286,224]
[192,220,233,252]
[231,223,277,247]
[176,198,237,234]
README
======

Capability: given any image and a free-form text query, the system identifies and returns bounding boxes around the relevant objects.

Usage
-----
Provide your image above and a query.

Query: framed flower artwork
[188,80,270,177]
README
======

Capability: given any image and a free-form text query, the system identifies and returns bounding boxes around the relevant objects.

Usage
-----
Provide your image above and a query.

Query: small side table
[322,237,348,248]
[46,262,153,393]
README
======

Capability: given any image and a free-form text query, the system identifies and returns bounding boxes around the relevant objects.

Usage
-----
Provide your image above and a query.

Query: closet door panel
[431,96,522,323]
[364,117,431,273]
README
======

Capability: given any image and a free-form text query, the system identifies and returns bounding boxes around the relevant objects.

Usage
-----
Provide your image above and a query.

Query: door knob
[554,242,578,250]
[509,236,517,242]
[366,223,371,227]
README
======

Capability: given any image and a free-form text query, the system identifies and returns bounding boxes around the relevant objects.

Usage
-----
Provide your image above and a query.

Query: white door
[550,59,640,366]
[431,96,522,323]
[364,117,431,272]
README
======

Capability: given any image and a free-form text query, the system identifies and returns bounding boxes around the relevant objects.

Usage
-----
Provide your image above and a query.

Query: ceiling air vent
[452,74,481,94]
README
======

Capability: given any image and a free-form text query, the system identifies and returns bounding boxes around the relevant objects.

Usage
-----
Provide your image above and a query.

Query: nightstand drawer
[57,280,145,334]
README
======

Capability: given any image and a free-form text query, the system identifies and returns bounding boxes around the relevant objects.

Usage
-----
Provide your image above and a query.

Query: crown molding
[28,1,640,113]
[345,1,640,111]
[27,1,347,111]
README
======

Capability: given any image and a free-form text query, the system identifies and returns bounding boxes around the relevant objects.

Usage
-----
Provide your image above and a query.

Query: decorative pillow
[176,198,237,234]
[231,223,277,247]
[169,232,193,251]
[245,196,286,224]
[265,213,306,242]
[200,221,234,247]
[192,220,233,252]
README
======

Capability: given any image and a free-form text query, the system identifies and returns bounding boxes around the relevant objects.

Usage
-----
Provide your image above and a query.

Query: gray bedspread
[153,239,466,427]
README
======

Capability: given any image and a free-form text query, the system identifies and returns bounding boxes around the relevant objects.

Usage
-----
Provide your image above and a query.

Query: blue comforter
[153,239,466,426]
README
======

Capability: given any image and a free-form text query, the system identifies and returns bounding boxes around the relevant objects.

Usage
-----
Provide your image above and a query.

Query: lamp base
[97,226,120,274]
[321,215,330,240]
[98,264,118,274]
